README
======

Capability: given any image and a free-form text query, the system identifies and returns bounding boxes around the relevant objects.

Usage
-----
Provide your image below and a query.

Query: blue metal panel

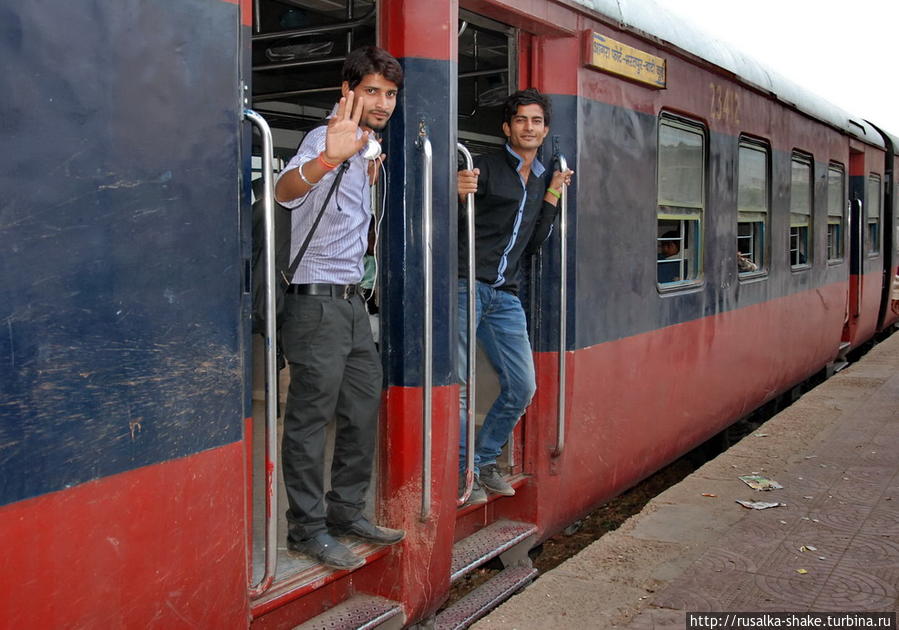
[381,56,457,387]
[572,97,845,350]
[524,94,579,353]
[0,0,243,505]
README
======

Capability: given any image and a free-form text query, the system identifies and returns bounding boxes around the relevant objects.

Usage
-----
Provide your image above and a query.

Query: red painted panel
[0,443,249,629]
[532,34,580,97]
[372,385,460,620]
[462,0,578,36]
[523,281,848,536]
[239,0,252,27]
[379,0,456,61]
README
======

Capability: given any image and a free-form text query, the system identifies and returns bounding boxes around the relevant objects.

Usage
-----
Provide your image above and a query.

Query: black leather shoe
[287,532,364,570]
[329,517,406,545]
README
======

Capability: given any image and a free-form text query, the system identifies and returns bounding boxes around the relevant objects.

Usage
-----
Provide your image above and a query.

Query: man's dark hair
[660,231,680,253]
[342,46,404,90]
[503,88,551,128]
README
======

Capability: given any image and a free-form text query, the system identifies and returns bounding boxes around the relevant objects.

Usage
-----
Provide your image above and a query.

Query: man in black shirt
[456,88,574,504]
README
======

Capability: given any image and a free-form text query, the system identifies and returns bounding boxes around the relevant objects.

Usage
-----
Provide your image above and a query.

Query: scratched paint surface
[0,0,243,505]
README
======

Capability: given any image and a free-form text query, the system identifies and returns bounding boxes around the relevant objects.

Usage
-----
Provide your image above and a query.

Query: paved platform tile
[812,566,897,611]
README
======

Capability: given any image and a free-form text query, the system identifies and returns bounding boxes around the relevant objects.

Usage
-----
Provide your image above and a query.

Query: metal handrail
[552,154,569,458]
[253,56,346,73]
[419,128,434,520]
[244,109,279,598]
[457,143,476,506]
[856,198,864,317]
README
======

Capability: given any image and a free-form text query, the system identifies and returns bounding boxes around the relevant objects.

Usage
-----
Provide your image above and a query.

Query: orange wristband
[318,153,339,170]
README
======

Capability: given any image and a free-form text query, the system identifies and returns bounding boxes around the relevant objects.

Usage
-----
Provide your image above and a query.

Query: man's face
[342,73,398,132]
[502,104,549,153]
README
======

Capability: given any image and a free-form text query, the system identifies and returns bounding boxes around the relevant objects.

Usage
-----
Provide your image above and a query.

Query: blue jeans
[458,280,536,472]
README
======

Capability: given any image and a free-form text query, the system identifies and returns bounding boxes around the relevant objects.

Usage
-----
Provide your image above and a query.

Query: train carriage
[1,0,897,628]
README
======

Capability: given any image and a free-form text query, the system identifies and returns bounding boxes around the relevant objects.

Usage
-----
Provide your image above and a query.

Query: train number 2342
[709,83,741,124]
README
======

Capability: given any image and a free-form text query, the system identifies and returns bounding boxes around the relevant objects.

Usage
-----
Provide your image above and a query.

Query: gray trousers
[280,292,382,541]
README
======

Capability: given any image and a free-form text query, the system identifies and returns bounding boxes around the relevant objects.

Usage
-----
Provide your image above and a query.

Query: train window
[826,165,845,261]
[866,174,882,255]
[789,153,813,268]
[737,140,769,275]
[657,117,705,286]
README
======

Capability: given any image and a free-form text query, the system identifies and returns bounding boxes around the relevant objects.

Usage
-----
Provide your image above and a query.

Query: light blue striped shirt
[276,124,372,284]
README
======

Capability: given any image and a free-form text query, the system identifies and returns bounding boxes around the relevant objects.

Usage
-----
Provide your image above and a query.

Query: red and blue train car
[1,0,897,628]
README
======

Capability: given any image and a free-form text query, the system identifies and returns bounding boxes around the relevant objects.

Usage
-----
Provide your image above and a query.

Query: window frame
[789,151,814,270]
[656,114,707,291]
[865,173,882,257]
[825,162,846,263]
[736,137,771,279]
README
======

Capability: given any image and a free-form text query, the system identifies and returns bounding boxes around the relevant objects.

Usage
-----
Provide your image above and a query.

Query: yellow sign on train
[585,31,666,88]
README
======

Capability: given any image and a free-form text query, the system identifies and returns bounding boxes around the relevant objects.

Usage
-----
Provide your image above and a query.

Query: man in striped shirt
[274,46,404,570]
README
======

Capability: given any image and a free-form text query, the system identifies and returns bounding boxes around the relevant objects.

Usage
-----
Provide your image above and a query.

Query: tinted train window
[737,141,769,275]
[826,165,845,261]
[789,154,813,268]
[657,117,705,287]
[866,174,882,255]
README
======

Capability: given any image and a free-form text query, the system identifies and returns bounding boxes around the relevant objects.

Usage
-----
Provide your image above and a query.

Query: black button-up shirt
[459,145,558,294]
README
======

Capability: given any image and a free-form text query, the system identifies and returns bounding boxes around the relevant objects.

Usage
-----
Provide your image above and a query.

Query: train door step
[451,519,537,582]
[251,543,392,617]
[435,565,538,630]
[830,341,852,374]
[292,594,404,630]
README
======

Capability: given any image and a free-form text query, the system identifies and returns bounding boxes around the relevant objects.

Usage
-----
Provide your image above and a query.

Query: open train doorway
[456,11,540,503]
[246,0,383,595]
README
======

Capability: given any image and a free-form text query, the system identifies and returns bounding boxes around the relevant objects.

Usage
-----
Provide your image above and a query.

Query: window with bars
[866,174,882,255]
[826,165,845,261]
[657,116,704,286]
[789,154,813,268]
[737,141,768,275]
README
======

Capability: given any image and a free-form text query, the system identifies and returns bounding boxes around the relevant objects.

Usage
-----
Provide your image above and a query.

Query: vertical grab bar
[857,198,864,317]
[419,128,434,520]
[456,143,477,506]
[552,154,569,457]
[244,109,279,598]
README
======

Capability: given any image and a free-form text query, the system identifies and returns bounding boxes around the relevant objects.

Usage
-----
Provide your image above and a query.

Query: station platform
[474,332,899,629]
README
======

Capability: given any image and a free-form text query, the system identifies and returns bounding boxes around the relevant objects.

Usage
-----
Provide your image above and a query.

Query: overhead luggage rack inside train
[251,0,376,117]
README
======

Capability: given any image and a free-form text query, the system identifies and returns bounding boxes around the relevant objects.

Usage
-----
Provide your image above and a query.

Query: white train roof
[569,0,886,148]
